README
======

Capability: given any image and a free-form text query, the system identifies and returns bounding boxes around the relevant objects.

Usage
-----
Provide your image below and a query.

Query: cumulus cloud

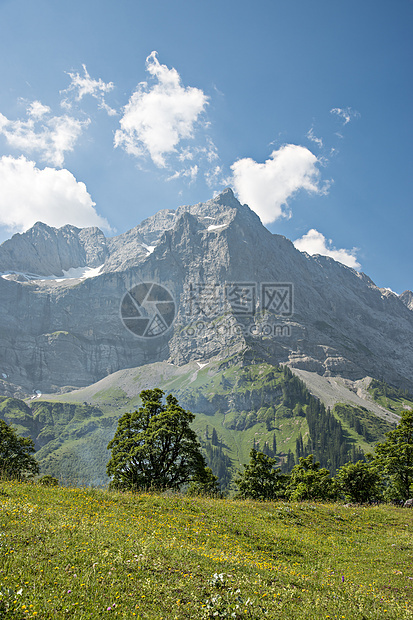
[294,228,360,269]
[114,51,209,167]
[231,144,330,225]
[27,101,51,119]
[61,64,117,116]
[330,107,360,125]
[0,103,89,167]
[0,156,111,233]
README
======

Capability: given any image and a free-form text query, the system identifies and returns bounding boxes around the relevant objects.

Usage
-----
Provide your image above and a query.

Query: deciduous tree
[187,466,222,497]
[107,389,207,491]
[287,454,337,501]
[235,449,288,500]
[374,410,413,501]
[336,460,382,503]
[0,419,39,480]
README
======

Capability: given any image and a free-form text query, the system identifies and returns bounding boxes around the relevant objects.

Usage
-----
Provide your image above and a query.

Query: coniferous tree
[272,434,277,457]
[211,427,219,446]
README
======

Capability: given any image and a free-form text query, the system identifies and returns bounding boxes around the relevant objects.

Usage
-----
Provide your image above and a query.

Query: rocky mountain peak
[0,189,256,278]
[0,222,107,277]
[400,290,413,311]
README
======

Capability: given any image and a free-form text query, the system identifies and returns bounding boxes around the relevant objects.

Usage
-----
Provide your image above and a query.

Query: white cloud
[294,228,360,269]
[167,165,199,184]
[231,144,330,225]
[205,165,227,188]
[0,156,111,233]
[306,127,323,148]
[330,107,360,125]
[178,147,194,162]
[114,51,209,167]
[0,103,89,167]
[61,64,117,116]
[27,101,51,119]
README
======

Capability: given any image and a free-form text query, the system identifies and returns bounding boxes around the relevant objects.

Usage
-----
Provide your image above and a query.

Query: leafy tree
[336,460,382,503]
[287,454,337,501]
[374,409,413,501]
[107,389,207,491]
[235,449,289,500]
[187,466,222,497]
[0,419,39,480]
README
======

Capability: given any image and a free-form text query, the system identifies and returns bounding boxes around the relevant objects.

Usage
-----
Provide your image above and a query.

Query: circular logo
[120,283,176,338]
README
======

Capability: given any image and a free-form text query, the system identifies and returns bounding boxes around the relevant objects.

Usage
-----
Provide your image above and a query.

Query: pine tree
[272,434,277,456]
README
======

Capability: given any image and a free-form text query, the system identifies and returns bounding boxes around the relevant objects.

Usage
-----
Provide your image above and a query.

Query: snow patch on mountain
[1,264,104,282]
[207,224,226,231]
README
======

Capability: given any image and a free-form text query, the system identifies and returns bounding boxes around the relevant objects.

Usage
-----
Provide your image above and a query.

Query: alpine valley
[1,189,413,488]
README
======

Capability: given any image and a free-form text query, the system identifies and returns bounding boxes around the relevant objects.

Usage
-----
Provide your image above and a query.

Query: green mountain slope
[0,358,401,489]
[368,378,413,414]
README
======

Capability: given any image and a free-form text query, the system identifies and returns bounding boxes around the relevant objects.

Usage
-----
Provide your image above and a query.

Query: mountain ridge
[0,189,412,397]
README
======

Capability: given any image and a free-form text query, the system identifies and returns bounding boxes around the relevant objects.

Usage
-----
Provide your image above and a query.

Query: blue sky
[0,0,412,293]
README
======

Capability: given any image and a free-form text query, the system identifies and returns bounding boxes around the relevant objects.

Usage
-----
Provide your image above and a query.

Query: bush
[38,475,59,487]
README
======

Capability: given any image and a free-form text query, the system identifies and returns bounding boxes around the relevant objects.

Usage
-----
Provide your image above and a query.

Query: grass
[192,411,308,468]
[1,482,413,619]
[368,381,413,416]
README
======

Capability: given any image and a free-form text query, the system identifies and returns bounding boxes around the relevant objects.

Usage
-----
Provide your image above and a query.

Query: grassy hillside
[1,481,413,619]
[368,379,413,415]
[332,403,395,453]
[0,360,401,488]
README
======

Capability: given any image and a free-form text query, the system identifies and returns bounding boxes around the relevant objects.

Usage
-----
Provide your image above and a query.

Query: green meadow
[1,481,412,619]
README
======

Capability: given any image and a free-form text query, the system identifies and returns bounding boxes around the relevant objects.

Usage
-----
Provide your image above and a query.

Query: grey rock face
[400,290,413,311]
[0,222,108,277]
[1,188,413,395]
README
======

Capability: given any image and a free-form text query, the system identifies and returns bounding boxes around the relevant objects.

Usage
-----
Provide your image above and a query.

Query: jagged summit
[0,221,107,277]
[0,189,248,277]
[400,290,413,311]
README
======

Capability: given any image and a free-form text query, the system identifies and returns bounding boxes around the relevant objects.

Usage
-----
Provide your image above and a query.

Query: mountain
[1,359,405,486]
[0,222,108,277]
[1,188,413,398]
[2,188,413,486]
[400,289,413,311]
